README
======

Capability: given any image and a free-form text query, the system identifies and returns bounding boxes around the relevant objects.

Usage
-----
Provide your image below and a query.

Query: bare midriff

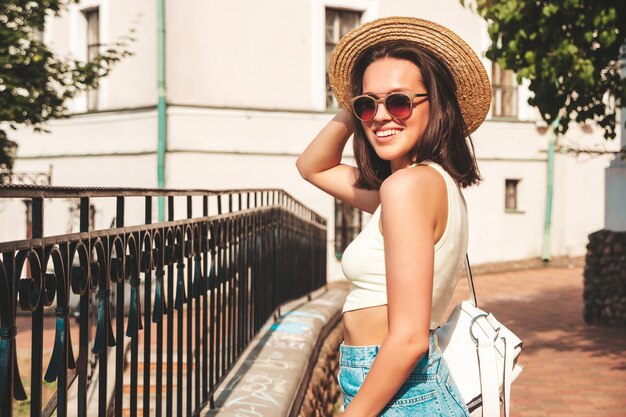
[342,304,389,346]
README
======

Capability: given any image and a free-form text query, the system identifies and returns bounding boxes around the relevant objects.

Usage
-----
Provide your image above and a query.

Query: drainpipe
[541,115,561,262]
[157,0,167,221]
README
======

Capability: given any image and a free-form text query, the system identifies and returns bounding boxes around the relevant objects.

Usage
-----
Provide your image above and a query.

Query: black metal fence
[0,186,327,417]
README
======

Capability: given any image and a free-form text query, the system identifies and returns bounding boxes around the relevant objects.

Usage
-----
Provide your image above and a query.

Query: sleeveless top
[340,161,468,329]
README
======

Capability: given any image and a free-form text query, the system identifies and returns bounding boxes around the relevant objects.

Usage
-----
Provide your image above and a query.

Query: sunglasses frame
[349,92,428,121]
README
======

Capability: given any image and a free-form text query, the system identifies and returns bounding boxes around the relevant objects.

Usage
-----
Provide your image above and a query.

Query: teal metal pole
[157,0,166,222]
[541,116,561,262]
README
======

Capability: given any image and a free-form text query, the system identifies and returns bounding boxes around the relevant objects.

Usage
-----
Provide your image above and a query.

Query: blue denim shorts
[338,332,469,417]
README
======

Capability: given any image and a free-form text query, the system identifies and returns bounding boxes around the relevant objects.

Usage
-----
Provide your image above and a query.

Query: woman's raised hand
[296,109,380,213]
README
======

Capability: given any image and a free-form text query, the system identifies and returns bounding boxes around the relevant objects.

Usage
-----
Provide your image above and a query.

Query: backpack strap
[464,253,478,307]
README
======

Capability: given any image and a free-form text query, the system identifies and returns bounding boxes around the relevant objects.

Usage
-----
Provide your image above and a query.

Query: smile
[375,129,403,139]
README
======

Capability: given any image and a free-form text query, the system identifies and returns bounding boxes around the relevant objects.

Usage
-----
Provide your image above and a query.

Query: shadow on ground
[479,285,626,371]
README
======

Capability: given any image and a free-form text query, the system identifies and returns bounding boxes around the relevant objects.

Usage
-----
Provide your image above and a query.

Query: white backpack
[437,256,524,417]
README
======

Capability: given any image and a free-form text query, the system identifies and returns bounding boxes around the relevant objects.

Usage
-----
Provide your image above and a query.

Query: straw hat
[328,16,491,135]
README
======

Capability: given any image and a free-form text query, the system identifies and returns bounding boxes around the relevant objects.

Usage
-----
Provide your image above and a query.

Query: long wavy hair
[350,41,481,189]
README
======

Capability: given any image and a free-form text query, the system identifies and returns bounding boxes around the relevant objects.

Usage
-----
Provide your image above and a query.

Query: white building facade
[4,0,621,280]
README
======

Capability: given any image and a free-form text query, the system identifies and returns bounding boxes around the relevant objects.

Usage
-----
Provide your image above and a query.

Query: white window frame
[481,21,527,122]
[491,62,518,119]
[68,0,109,113]
[84,7,100,111]
[504,178,524,213]
[311,0,378,112]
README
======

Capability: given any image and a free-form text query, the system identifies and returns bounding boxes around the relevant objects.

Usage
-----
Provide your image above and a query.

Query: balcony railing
[0,186,327,417]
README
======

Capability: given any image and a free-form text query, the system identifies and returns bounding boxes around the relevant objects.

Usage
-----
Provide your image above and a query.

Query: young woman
[296,17,491,417]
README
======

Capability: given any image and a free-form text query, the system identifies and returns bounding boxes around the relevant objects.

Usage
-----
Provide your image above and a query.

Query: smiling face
[349,42,479,190]
[360,57,430,173]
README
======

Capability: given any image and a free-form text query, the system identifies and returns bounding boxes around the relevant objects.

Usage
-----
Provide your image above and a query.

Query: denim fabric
[338,333,469,417]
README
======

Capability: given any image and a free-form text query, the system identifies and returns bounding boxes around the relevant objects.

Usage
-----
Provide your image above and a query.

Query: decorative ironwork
[0,186,327,417]
[8,166,52,186]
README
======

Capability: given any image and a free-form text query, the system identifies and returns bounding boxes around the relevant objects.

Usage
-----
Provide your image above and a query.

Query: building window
[325,8,361,109]
[334,199,362,259]
[491,62,517,118]
[84,8,100,111]
[505,179,520,212]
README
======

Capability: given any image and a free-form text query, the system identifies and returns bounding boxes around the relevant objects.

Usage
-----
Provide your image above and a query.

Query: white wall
[605,105,626,231]
[379,0,485,52]
[167,0,315,110]
[13,110,158,158]
[104,0,158,109]
[45,0,157,112]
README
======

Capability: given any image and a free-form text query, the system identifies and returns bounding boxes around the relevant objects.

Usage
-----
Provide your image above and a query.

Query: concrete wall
[605,155,626,232]
[167,0,314,110]
[606,102,626,232]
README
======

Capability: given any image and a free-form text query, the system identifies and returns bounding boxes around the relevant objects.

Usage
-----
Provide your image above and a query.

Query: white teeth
[376,129,403,138]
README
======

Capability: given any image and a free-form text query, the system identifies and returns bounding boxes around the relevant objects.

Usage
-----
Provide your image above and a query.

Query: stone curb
[203,288,348,417]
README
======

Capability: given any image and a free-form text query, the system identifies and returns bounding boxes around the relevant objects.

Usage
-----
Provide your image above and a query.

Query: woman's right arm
[296,109,380,213]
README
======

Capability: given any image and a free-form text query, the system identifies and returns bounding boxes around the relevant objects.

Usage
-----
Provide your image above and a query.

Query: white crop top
[340,161,468,329]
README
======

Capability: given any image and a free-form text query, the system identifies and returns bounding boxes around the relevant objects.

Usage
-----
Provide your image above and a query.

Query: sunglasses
[350,92,428,121]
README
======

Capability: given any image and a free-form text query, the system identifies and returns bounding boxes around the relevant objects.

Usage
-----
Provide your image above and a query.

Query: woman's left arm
[342,167,445,417]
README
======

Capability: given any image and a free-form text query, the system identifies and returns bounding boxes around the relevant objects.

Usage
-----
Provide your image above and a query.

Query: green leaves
[0,130,17,183]
[460,0,626,140]
[542,3,559,18]
[0,0,133,182]
[523,50,535,64]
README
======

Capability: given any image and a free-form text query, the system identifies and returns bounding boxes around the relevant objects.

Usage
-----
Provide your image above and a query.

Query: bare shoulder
[378,165,447,237]
[379,165,446,204]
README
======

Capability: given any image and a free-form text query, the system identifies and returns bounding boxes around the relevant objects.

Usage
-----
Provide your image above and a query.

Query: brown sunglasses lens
[353,96,377,121]
[352,93,413,121]
[385,93,413,118]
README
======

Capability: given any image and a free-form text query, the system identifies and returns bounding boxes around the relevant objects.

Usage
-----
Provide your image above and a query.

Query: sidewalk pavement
[15,266,626,416]
[447,267,626,417]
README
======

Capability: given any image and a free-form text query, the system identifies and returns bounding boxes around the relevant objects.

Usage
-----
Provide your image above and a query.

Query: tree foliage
[463,0,626,140]
[0,0,132,182]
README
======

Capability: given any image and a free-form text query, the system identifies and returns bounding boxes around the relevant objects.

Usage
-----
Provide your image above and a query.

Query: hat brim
[328,16,491,135]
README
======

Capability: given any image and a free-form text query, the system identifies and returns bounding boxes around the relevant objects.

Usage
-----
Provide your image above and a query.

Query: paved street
[14,266,626,416]
[446,267,626,417]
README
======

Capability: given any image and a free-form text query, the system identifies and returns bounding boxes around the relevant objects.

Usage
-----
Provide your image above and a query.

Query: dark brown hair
[350,41,481,189]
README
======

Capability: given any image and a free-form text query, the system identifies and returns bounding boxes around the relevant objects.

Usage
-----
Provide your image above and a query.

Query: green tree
[0,0,132,183]
[462,0,626,142]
